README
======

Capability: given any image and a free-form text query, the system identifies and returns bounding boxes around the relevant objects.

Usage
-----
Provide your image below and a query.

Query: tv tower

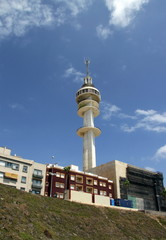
[76,60,101,171]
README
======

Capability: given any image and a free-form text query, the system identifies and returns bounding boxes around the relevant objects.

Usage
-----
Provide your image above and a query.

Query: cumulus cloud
[55,0,93,16]
[101,102,121,120]
[96,24,112,40]
[154,145,166,160]
[0,0,93,39]
[101,103,166,133]
[122,109,166,133]
[96,0,151,39]
[104,0,150,27]
[136,109,157,116]
[0,0,55,38]
[63,66,84,83]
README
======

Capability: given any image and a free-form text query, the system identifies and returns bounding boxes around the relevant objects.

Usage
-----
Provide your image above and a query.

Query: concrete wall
[68,190,92,204]
[0,147,11,156]
[90,160,127,198]
[94,195,110,207]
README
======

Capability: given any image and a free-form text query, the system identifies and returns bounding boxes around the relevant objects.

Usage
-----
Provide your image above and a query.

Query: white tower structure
[76,60,101,172]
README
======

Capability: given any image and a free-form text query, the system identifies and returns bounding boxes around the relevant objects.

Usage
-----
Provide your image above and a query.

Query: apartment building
[0,147,46,195]
[45,164,114,206]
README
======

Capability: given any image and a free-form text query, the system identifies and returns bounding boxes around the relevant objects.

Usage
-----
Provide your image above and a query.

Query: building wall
[94,195,110,207]
[45,165,114,205]
[90,159,166,211]
[0,147,46,195]
[90,160,127,198]
[124,166,165,211]
[67,190,93,204]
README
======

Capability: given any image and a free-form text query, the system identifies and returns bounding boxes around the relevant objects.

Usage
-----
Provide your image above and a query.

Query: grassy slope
[0,184,166,240]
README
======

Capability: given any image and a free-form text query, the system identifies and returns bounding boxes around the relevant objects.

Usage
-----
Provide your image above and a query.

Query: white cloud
[101,104,166,133]
[104,0,150,27]
[55,0,93,16]
[0,0,93,39]
[96,24,112,40]
[122,109,166,133]
[0,0,55,38]
[154,145,166,160]
[145,167,156,172]
[118,113,136,120]
[63,66,84,83]
[9,103,25,110]
[101,102,121,120]
[136,109,157,116]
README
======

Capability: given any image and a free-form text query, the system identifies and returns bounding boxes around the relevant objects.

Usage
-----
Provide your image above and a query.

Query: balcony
[32,173,43,179]
[77,126,101,137]
[32,183,42,189]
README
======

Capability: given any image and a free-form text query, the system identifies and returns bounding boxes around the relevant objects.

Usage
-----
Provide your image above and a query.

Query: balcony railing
[32,173,43,179]
[32,183,42,189]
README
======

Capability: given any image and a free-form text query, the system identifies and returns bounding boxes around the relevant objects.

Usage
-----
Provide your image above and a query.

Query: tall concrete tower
[76,60,101,172]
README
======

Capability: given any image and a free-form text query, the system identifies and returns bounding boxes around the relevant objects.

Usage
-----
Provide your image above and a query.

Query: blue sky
[0,0,166,184]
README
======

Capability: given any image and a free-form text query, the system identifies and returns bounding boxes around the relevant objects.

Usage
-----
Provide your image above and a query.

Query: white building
[0,147,46,195]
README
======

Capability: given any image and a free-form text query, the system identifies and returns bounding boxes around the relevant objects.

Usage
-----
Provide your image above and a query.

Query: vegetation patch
[0,184,166,240]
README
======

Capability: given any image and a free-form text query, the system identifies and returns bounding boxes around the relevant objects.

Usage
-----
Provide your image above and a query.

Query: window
[21,176,26,183]
[76,175,83,184]
[86,187,93,193]
[32,190,40,194]
[56,172,65,178]
[32,179,42,186]
[100,190,107,196]
[109,193,112,198]
[20,187,25,191]
[70,184,75,190]
[70,175,75,181]
[56,172,60,177]
[0,161,19,170]
[45,182,49,186]
[94,180,98,185]
[57,193,64,199]
[23,165,28,173]
[60,173,65,178]
[94,189,98,194]
[109,185,112,190]
[55,182,64,188]
[12,164,19,171]
[45,193,48,196]
[86,177,93,185]
[34,169,42,176]
[6,162,12,168]
[0,172,4,178]
[0,161,5,167]
[76,185,83,191]
[100,182,106,187]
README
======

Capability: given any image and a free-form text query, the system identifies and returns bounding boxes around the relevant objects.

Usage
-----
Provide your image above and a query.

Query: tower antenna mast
[85,59,90,76]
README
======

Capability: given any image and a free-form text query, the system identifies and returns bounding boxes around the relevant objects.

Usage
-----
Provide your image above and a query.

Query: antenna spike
[84,58,90,76]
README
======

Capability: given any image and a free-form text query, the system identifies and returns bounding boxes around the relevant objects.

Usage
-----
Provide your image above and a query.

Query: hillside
[0,184,166,240]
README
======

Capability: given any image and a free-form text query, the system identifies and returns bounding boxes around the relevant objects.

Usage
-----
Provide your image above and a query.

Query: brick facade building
[45,165,114,206]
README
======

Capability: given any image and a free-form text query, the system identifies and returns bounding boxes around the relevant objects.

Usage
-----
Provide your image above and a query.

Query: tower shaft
[83,130,96,171]
[83,109,96,170]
